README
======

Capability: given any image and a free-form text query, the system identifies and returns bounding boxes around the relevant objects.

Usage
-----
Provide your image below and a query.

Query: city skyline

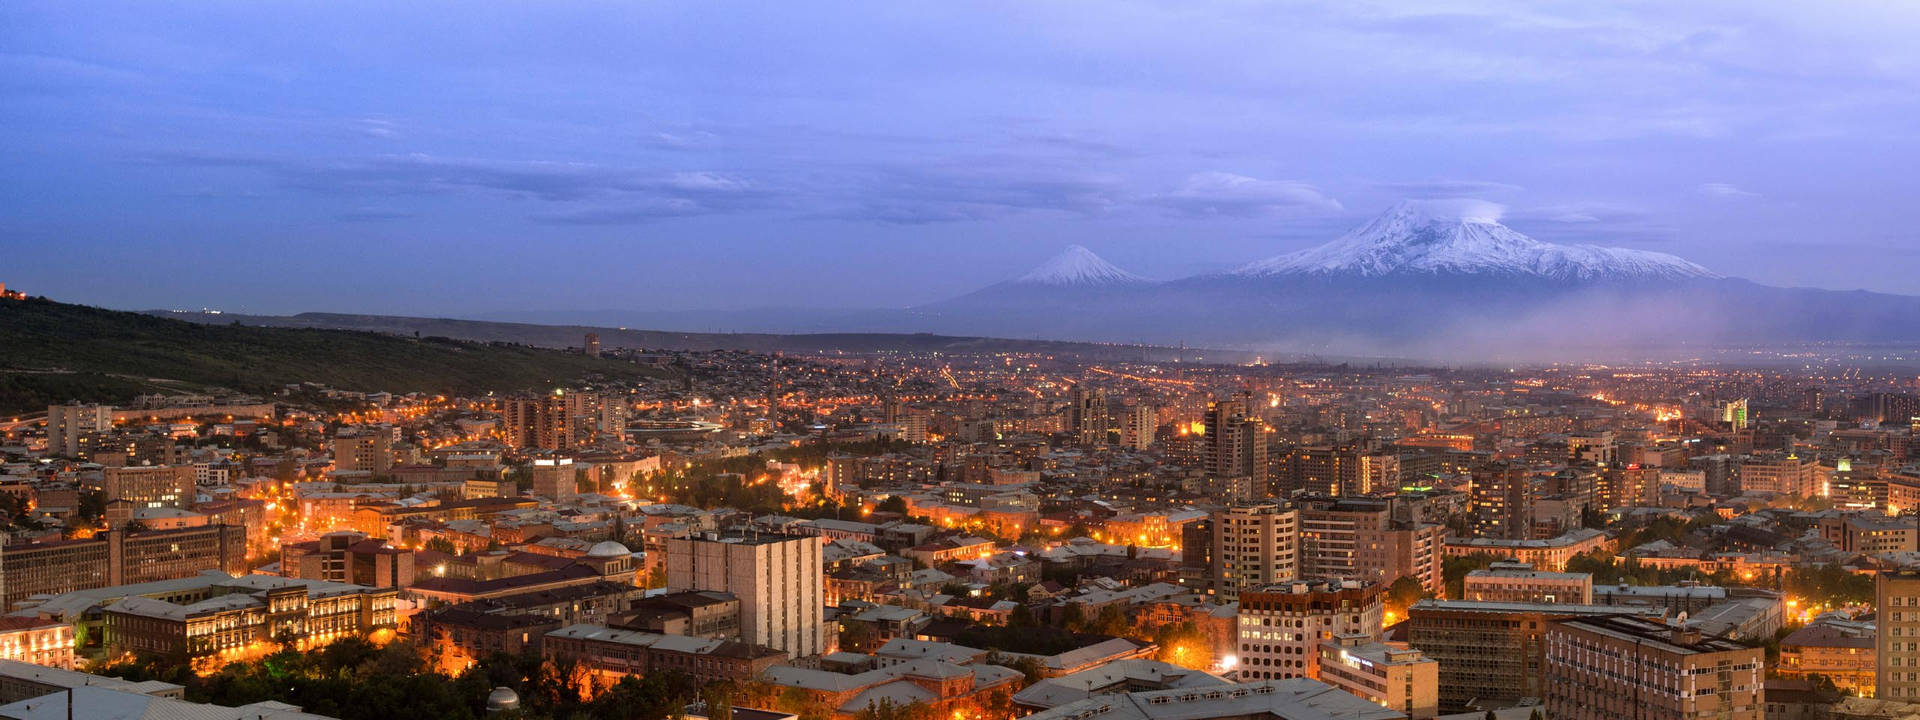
[7,2,1920,316]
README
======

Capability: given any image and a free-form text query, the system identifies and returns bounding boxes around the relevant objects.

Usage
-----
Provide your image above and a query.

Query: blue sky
[5,1,1920,315]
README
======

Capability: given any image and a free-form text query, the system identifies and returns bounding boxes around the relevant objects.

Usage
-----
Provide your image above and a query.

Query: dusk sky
[6,1,1920,316]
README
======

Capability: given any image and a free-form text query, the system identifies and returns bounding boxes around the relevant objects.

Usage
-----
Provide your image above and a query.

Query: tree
[875,495,909,515]
[424,537,459,554]
[1383,576,1431,621]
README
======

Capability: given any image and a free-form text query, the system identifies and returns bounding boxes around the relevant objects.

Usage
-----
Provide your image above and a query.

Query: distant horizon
[7,2,1920,316]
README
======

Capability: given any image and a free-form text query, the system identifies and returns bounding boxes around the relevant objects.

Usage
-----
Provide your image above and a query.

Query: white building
[666,532,825,658]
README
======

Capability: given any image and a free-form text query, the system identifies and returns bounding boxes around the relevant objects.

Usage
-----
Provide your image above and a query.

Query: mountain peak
[1016,245,1150,286]
[1235,201,1719,281]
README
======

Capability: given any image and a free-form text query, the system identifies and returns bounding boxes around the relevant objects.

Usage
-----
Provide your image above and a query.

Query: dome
[486,687,520,712]
[586,540,632,558]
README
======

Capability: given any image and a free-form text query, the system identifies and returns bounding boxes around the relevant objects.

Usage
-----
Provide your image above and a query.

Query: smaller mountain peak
[1016,245,1150,286]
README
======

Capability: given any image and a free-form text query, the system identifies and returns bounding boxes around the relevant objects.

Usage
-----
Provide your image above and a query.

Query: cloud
[837,166,1125,224]
[144,151,771,221]
[1510,201,1648,225]
[1148,172,1342,217]
[1698,182,1758,198]
[335,207,413,222]
[1374,179,1522,197]
[354,119,397,139]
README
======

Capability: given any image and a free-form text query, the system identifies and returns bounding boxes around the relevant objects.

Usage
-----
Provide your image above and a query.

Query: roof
[1017,678,1405,720]
[1012,660,1230,709]
[0,685,336,720]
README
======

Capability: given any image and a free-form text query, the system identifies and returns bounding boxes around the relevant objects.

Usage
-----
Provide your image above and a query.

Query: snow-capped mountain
[1015,245,1151,286]
[1235,199,1719,281]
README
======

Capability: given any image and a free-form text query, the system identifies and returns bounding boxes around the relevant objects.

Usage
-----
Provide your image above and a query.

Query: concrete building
[503,393,572,450]
[1203,502,1299,602]
[1204,395,1267,494]
[1462,562,1594,604]
[44,405,111,458]
[1298,497,1446,595]
[1,525,247,610]
[543,624,786,686]
[96,465,195,511]
[331,428,392,476]
[530,458,576,502]
[1470,463,1533,540]
[1236,579,1384,682]
[1405,599,1666,713]
[666,532,825,658]
[279,531,416,588]
[1545,615,1763,720]
[1317,634,1439,719]
[1017,678,1406,720]
[1878,570,1920,700]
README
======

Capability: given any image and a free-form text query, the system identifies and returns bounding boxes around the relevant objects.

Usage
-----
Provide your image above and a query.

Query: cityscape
[6,3,1920,720]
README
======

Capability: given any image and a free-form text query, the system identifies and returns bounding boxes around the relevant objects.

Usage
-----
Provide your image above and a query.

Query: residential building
[1545,615,1763,720]
[1236,579,1383,682]
[1405,599,1665,713]
[1204,502,1299,602]
[45,405,111,458]
[1878,570,1920,700]
[666,532,825,658]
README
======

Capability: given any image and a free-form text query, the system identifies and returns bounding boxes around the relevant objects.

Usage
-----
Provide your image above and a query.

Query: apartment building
[1545,615,1763,720]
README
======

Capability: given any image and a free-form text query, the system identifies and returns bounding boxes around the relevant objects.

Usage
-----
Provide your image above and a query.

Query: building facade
[1544,616,1763,720]
[1236,579,1384,682]
[665,532,825,658]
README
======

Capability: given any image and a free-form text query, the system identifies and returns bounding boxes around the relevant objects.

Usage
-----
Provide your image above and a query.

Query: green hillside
[0,297,674,414]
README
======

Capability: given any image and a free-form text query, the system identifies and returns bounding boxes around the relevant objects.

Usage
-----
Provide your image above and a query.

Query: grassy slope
[0,297,672,414]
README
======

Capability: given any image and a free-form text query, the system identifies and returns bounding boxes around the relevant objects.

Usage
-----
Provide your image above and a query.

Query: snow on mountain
[1235,199,1720,281]
[1015,245,1152,286]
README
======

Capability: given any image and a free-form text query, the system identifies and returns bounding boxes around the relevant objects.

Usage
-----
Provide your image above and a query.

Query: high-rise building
[1120,404,1156,450]
[1205,394,1267,494]
[531,458,577,502]
[503,392,572,450]
[1878,569,1920,700]
[1470,463,1533,539]
[1720,398,1750,431]
[1204,501,1299,602]
[1236,579,1383,682]
[665,532,824,658]
[1545,616,1763,720]
[46,404,112,457]
[1297,496,1445,594]
[1070,386,1108,446]
[332,426,393,476]
[1282,445,1400,496]
[584,332,601,358]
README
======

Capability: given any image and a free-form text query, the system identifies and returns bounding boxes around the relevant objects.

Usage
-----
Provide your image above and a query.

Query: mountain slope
[1234,199,1718,281]
[0,296,673,413]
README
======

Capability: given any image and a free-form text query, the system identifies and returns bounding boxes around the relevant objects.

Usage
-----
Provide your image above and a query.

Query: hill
[0,297,674,414]
[141,309,1250,361]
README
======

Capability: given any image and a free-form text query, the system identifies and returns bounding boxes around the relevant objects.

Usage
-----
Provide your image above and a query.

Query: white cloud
[1149,172,1342,217]
[1698,182,1758,198]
